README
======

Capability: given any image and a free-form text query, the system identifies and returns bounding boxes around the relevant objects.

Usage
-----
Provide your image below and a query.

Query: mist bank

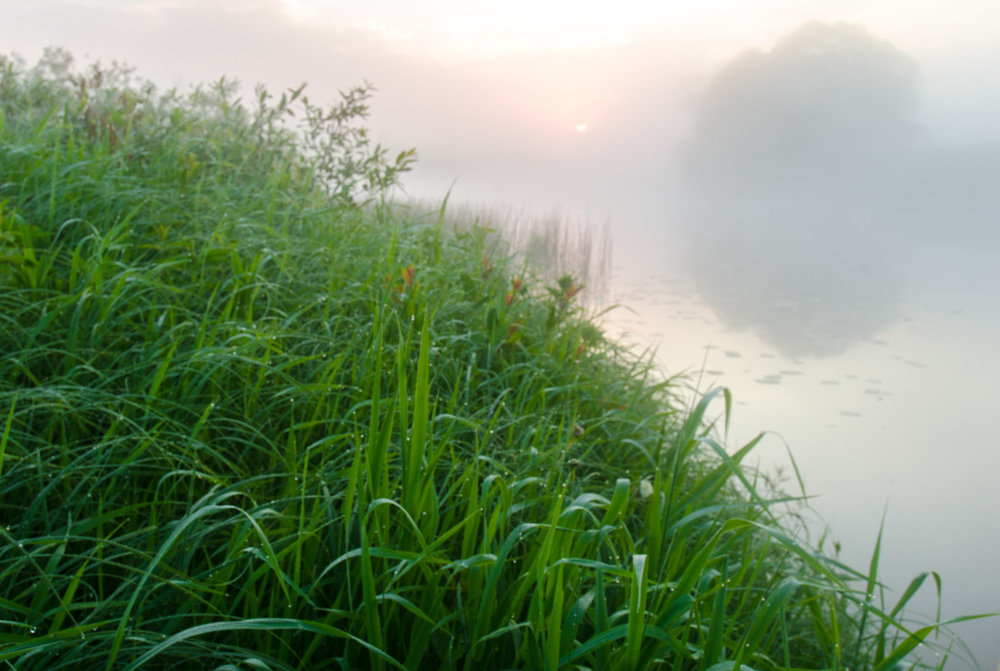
[673,21,1000,357]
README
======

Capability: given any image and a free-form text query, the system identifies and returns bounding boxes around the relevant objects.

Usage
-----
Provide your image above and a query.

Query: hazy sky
[3,0,997,159]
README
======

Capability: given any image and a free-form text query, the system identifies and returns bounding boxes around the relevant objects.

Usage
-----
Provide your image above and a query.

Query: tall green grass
[0,49,985,670]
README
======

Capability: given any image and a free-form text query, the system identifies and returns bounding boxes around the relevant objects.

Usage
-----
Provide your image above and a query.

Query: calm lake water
[599,234,1000,671]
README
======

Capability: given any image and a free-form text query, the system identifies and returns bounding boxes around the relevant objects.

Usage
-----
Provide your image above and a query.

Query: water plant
[0,49,984,670]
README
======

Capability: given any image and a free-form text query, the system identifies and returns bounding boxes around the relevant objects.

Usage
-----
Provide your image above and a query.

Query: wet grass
[0,49,984,670]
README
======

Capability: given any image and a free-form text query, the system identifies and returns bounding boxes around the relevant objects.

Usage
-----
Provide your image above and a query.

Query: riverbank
[0,51,967,669]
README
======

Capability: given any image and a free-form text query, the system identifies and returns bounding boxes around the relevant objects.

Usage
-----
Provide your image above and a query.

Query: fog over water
[2,1,999,667]
[678,21,998,357]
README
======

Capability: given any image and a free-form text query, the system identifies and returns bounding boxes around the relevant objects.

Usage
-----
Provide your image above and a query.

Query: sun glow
[575,123,589,132]
[276,0,319,22]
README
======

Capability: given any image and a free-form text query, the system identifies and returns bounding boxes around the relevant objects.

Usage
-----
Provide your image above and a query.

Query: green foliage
[0,49,981,670]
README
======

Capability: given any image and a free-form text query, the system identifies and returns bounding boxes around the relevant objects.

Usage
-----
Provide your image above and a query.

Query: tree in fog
[678,22,925,357]
[682,21,924,240]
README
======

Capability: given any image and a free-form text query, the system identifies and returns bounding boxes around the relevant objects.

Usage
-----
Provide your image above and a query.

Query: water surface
[600,240,1000,671]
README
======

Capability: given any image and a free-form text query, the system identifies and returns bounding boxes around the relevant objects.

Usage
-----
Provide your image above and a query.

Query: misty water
[404,22,1000,670]
[603,236,1000,671]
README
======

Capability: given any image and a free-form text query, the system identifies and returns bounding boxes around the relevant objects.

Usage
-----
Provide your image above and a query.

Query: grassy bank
[0,50,968,670]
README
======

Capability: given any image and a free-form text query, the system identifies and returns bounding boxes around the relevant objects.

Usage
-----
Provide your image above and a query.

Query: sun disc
[575,123,588,132]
